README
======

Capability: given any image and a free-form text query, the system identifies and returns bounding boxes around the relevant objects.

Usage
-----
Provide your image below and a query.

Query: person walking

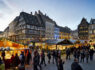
[1,51,5,62]
[55,50,58,66]
[47,51,51,64]
[58,50,61,59]
[52,50,55,64]
[14,53,20,67]
[89,49,94,61]
[80,50,85,62]
[57,57,64,70]
[27,51,32,65]
[0,57,5,70]
[33,50,38,70]
[19,51,25,70]
[37,51,42,70]
[66,49,71,60]
[40,50,46,66]
[85,49,89,63]
[76,49,80,61]
[71,58,83,70]
[11,54,15,67]
[73,49,77,59]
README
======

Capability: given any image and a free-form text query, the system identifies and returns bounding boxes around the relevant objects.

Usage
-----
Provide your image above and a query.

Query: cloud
[0,0,13,14]
[0,0,7,8]
[0,13,3,18]
[2,0,19,11]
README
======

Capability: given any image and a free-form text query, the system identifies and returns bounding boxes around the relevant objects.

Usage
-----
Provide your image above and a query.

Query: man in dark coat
[14,53,20,67]
[40,50,46,66]
[71,58,83,70]
[27,51,31,65]
[58,57,64,70]
[33,51,38,70]
[89,49,94,61]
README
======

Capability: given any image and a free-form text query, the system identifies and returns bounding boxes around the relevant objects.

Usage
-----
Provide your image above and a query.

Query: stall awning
[45,39,64,45]
[69,39,76,43]
[56,39,73,45]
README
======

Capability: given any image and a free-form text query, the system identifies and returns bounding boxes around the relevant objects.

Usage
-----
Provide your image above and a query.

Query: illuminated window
[94,30,95,33]
[89,30,92,34]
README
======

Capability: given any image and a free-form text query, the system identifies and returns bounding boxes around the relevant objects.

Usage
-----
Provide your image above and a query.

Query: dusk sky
[0,0,95,31]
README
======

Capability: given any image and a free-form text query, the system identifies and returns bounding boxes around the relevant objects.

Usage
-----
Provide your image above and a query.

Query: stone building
[71,29,78,40]
[35,10,55,40]
[54,24,60,39]
[59,26,71,39]
[4,11,57,44]
[78,18,89,40]
[6,11,45,44]
[3,10,72,44]
[89,19,95,40]
[3,27,9,39]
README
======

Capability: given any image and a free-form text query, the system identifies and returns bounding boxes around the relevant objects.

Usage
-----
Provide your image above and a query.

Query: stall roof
[80,40,85,43]
[69,39,76,43]
[45,39,64,45]
[56,39,73,45]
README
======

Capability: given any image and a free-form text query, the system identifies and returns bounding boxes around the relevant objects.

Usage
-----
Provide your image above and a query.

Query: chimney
[35,11,37,15]
[38,10,41,14]
[31,12,33,15]
[38,10,43,15]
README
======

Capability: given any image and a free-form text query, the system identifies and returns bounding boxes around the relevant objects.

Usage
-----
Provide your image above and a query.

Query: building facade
[35,10,55,40]
[3,10,72,44]
[89,19,95,40]
[78,18,89,40]
[59,26,71,39]
[3,11,58,44]
[45,21,55,39]
[3,27,9,39]
[0,31,3,38]
[54,25,60,39]
[71,29,78,40]
[5,11,45,44]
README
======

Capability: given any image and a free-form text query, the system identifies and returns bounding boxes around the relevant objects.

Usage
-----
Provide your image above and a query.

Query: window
[23,25,26,29]
[19,16,24,22]
[35,26,37,30]
[22,30,25,33]
[94,30,95,33]
[31,26,34,29]
[29,30,33,34]
[27,25,31,29]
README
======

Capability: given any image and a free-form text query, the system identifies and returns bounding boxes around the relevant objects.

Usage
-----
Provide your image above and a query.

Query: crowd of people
[66,46,94,63]
[0,45,95,70]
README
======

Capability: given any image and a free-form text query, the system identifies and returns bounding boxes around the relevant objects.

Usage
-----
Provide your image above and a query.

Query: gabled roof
[20,12,43,27]
[90,18,95,24]
[58,26,71,33]
[36,10,56,24]
[34,10,58,27]
[81,18,88,24]
[79,18,89,25]
[4,26,9,32]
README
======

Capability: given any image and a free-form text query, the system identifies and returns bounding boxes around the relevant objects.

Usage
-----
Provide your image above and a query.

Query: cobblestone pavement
[26,54,95,70]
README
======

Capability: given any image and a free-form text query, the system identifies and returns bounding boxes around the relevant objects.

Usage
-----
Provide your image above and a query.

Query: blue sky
[0,0,95,31]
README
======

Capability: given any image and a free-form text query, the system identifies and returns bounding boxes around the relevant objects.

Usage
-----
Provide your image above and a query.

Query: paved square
[26,54,95,70]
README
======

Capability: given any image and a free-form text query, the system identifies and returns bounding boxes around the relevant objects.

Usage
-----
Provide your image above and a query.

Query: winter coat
[71,62,83,70]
